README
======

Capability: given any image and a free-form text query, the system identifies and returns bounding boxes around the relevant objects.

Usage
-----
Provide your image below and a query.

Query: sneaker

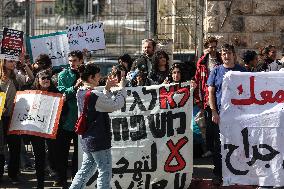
[202,150,213,158]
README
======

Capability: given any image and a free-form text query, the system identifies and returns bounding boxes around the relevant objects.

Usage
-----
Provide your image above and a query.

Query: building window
[49,7,53,14]
[44,7,48,15]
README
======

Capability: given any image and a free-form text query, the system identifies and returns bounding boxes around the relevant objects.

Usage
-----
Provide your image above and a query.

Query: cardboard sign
[0,92,6,119]
[67,22,106,51]
[27,32,70,68]
[0,28,24,61]
[220,71,284,187]
[8,90,63,139]
[79,82,193,188]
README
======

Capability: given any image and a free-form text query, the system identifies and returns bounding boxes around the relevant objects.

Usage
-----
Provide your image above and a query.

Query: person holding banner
[207,44,246,186]
[0,58,34,184]
[54,50,84,187]
[164,62,186,84]
[69,63,126,189]
[25,69,58,189]
[194,36,223,158]
[131,39,156,75]
[149,50,170,84]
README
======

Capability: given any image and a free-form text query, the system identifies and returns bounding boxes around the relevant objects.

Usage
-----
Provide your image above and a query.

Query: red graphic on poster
[164,136,188,173]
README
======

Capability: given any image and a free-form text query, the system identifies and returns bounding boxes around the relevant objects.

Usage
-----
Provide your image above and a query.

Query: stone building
[204,0,284,58]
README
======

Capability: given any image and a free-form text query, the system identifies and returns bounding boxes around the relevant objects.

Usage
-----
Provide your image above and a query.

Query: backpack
[75,90,92,135]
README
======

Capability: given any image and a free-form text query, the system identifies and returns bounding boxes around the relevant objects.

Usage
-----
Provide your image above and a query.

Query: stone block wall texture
[205,0,284,58]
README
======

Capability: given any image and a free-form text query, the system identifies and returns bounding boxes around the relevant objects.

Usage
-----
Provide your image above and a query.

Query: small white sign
[67,22,106,52]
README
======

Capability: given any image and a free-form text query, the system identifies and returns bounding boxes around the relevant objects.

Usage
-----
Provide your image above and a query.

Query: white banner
[67,22,106,52]
[8,91,63,139]
[220,71,284,187]
[79,83,193,189]
[27,32,70,68]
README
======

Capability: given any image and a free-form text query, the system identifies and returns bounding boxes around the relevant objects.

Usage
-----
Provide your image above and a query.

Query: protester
[54,50,84,187]
[164,63,185,84]
[23,69,58,189]
[149,50,170,84]
[32,53,52,75]
[194,36,222,158]
[242,50,258,72]
[131,39,156,74]
[69,63,126,189]
[0,58,34,184]
[118,53,133,74]
[256,45,282,71]
[207,44,246,185]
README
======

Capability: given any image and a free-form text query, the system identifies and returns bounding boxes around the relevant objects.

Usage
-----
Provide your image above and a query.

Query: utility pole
[87,0,93,22]
[25,0,30,37]
[31,0,35,36]
[148,0,157,39]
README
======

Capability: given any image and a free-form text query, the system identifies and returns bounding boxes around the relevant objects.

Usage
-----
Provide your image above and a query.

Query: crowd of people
[0,36,283,189]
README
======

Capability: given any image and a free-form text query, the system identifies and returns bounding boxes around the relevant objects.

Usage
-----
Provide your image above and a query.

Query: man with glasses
[194,36,223,158]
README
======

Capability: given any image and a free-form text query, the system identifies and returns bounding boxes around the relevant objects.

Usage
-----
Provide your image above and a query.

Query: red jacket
[194,53,222,109]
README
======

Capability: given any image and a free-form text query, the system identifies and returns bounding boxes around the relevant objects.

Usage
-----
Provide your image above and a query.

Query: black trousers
[55,128,78,183]
[204,107,222,177]
[2,116,22,179]
[29,135,45,188]
[204,107,215,152]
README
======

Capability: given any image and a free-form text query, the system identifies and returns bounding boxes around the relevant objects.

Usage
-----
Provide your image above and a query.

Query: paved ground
[0,155,215,189]
[0,146,261,189]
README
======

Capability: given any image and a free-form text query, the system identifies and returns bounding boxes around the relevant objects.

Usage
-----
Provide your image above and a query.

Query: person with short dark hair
[53,50,84,187]
[33,54,52,74]
[69,63,126,189]
[118,53,133,73]
[194,36,223,158]
[256,45,282,71]
[207,43,246,186]
[242,50,258,72]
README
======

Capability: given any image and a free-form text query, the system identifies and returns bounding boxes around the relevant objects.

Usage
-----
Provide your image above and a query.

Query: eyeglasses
[40,76,51,80]
[208,46,217,49]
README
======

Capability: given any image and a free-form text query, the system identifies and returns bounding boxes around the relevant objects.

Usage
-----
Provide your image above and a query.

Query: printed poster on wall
[27,31,70,68]
[79,82,193,189]
[8,90,63,139]
[0,27,24,61]
[67,22,106,51]
[220,71,284,187]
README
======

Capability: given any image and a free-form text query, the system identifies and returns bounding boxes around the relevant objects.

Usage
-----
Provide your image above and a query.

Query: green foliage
[55,0,85,16]
[3,0,25,17]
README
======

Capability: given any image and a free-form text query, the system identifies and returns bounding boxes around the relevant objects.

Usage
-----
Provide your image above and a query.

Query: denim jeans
[69,148,112,189]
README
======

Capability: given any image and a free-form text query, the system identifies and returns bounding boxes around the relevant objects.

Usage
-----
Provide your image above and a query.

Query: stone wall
[205,0,284,58]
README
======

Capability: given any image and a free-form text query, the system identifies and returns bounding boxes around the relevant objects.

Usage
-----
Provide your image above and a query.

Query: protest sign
[27,32,69,68]
[220,71,284,187]
[8,90,63,139]
[0,92,6,119]
[0,28,24,61]
[79,82,193,189]
[67,22,106,51]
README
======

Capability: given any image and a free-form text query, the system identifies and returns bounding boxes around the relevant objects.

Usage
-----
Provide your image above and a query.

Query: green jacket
[57,68,78,131]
